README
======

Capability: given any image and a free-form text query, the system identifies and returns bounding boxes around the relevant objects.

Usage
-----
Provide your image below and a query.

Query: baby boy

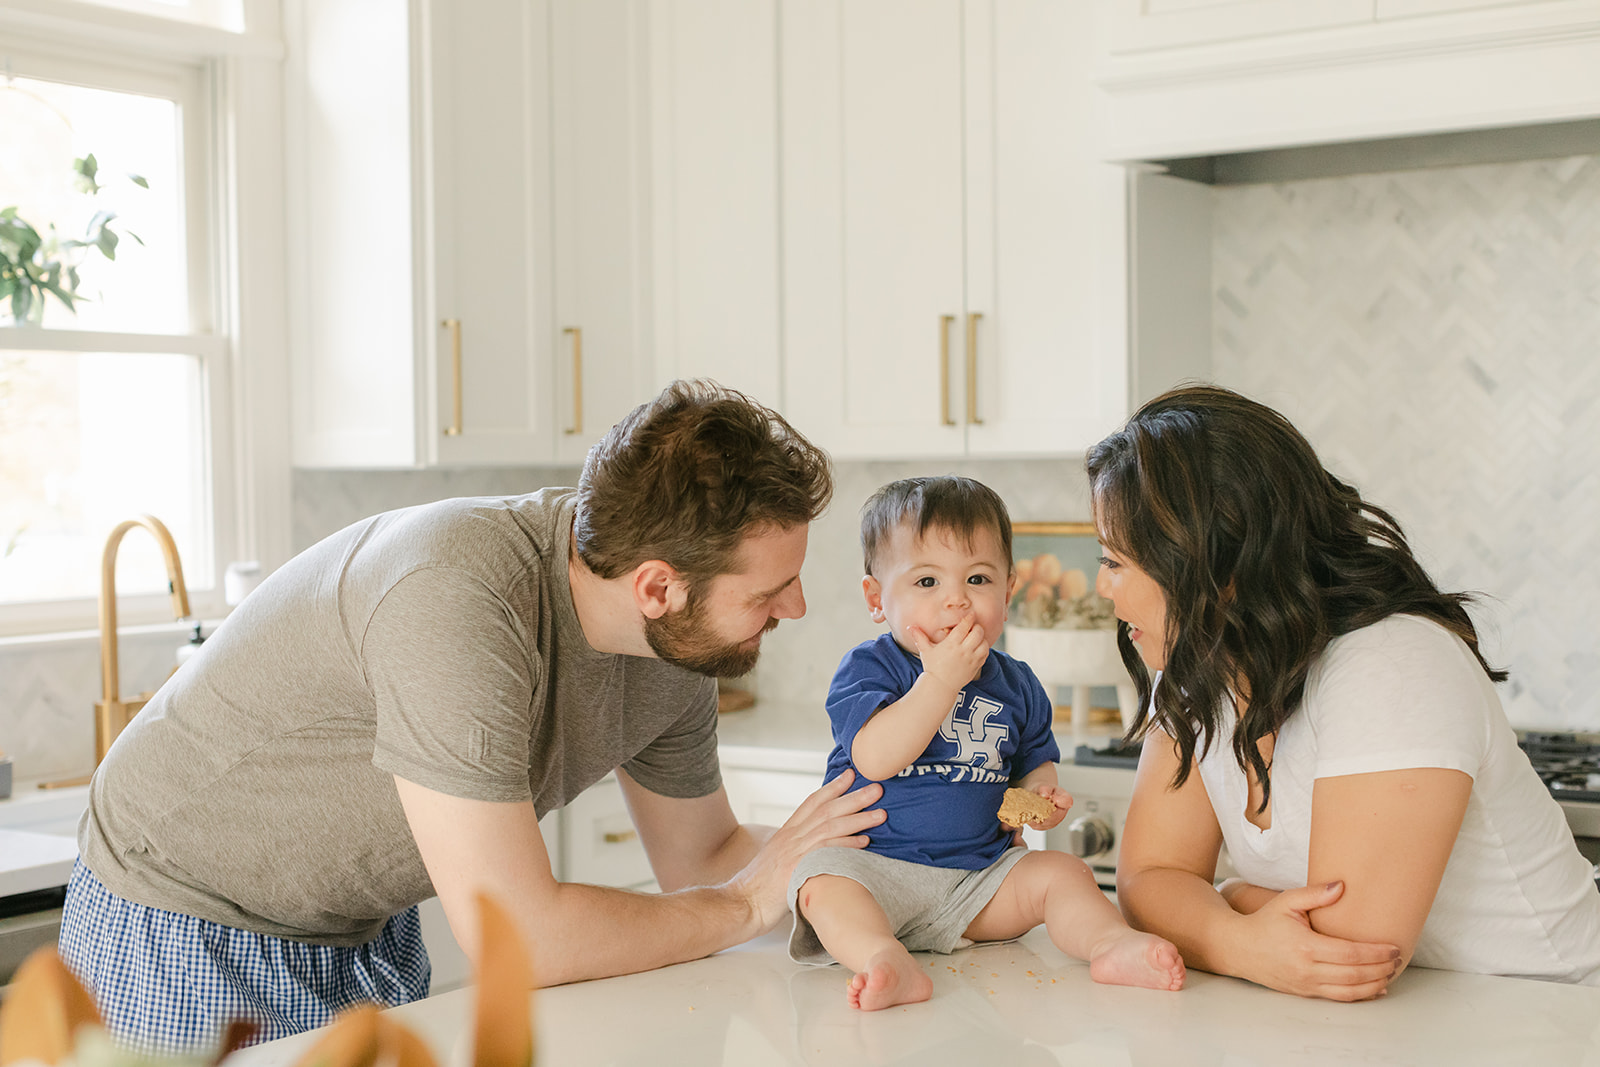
[787,476,1185,1009]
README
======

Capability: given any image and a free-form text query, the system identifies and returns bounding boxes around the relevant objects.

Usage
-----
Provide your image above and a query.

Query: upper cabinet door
[549,0,653,464]
[427,0,558,466]
[648,0,784,408]
[964,0,1129,456]
[781,0,970,459]
[1105,0,1374,53]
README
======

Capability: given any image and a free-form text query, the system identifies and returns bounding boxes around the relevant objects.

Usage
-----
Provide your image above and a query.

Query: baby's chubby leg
[796,874,933,1011]
[962,851,1185,991]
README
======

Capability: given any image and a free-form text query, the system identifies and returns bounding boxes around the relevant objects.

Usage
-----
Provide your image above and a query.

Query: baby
[788,476,1185,1009]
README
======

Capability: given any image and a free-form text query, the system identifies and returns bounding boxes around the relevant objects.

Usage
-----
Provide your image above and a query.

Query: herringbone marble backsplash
[1212,153,1600,729]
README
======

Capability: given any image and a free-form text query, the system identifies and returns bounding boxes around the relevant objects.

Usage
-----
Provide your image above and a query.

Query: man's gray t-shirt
[80,489,720,946]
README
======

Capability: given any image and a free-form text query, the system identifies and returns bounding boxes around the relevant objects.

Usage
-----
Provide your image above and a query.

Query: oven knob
[1065,815,1113,858]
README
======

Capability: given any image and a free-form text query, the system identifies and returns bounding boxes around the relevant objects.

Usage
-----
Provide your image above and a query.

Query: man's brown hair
[575,379,834,587]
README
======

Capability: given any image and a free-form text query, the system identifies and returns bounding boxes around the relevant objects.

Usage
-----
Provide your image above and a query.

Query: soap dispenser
[175,620,205,669]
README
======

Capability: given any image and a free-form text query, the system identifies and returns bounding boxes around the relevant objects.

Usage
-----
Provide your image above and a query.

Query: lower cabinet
[721,766,823,827]
[561,774,656,891]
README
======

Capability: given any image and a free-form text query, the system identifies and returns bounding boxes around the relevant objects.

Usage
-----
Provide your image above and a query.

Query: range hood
[1148,116,1600,186]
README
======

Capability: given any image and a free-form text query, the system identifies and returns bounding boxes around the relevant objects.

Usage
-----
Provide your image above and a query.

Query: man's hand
[726,769,885,933]
[908,614,989,692]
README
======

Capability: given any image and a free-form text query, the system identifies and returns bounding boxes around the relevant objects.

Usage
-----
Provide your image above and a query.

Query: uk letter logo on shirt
[938,693,1008,772]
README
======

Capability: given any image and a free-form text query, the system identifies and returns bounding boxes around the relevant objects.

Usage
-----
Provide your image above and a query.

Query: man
[64,380,885,1053]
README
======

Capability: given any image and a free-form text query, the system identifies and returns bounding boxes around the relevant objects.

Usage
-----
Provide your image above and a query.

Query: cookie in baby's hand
[997,787,1056,828]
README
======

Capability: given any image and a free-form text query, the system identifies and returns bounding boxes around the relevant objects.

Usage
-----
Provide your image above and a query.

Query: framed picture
[1005,521,1135,731]
[1008,521,1113,631]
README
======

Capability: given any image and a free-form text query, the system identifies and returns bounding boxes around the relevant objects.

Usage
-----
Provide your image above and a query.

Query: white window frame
[0,1,291,638]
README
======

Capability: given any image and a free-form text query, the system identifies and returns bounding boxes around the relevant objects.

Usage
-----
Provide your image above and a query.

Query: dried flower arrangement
[1008,525,1116,633]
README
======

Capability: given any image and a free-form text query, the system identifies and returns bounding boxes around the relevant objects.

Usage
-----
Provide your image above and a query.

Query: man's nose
[773,579,806,620]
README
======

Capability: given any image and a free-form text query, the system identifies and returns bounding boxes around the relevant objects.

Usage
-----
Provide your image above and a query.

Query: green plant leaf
[0,215,43,259]
[74,154,102,195]
[96,227,120,261]
[130,174,149,189]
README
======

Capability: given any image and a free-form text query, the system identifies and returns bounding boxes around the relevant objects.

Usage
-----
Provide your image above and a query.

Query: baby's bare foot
[846,949,934,1011]
[1087,931,1186,991]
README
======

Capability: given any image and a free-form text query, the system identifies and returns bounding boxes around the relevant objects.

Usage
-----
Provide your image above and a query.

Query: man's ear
[862,574,886,623]
[633,561,688,620]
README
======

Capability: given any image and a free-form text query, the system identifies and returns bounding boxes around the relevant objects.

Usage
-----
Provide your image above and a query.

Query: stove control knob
[1064,815,1113,858]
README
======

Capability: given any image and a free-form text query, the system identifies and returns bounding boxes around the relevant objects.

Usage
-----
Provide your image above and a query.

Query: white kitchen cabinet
[721,766,819,826]
[561,774,656,890]
[1095,0,1600,160]
[290,0,651,469]
[548,0,656,464]
[780,0,1128,459]
[647,0,784,406]
[1103,0,1373,55]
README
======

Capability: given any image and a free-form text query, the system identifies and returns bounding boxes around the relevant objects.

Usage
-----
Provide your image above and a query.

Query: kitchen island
[227,925,1600,1066]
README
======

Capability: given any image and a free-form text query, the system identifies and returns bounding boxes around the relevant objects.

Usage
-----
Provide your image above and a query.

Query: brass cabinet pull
[563,326,583,436]
[939,314,957,426]
[441,318,463,436]
[966,311,983,425]
[602,829,637,844]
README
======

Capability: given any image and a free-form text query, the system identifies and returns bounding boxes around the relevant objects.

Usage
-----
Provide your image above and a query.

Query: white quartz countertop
[0,828,77,897]
[227,926,1600,1066]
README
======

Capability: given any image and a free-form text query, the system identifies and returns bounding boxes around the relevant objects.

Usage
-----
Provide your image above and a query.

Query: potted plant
[0,154,146,325]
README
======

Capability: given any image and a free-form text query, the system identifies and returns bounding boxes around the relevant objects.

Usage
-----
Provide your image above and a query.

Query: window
[0,24,253,634]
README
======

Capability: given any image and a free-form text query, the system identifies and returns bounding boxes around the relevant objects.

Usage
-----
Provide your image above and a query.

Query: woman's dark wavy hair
[1086,384,1506,810]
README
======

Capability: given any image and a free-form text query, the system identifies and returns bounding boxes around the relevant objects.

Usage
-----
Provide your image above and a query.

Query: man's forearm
[525,879,762,987]
[657,823,773,892]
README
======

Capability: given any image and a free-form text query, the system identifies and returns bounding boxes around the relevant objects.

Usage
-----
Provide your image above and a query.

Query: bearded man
[65,380,884,1053]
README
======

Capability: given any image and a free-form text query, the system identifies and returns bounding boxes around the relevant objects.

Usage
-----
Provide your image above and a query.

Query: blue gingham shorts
[58,860,431,1055]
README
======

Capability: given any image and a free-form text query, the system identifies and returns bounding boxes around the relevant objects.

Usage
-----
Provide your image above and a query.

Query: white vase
[1003,626,1140,737]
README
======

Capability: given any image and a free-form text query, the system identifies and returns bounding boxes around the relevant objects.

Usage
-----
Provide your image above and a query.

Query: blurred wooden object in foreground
[0,893,535,1067]
[0,950,102,1066]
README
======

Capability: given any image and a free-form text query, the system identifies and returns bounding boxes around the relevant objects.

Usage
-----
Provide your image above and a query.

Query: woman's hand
[1231,880,1402,1001]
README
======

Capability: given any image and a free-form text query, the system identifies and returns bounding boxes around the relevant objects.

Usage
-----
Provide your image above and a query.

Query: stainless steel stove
[1518,731,1600,866]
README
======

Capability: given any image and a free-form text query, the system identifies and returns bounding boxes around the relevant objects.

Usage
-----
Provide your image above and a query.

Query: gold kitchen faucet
[40,515,191,790]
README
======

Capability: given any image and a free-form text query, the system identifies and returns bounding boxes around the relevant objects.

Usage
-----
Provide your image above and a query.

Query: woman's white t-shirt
[1193,614,1600,984]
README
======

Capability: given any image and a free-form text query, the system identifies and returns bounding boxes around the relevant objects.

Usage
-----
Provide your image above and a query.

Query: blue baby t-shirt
[825,633,1061,869]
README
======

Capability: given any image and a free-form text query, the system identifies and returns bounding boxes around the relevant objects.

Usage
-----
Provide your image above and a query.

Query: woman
[1091,385,1600,1000]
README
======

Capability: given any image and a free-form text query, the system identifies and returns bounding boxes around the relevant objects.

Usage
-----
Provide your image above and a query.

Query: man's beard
[644,592,778,678]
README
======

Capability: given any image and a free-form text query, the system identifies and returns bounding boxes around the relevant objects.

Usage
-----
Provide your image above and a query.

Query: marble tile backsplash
[1211,152,1600,730]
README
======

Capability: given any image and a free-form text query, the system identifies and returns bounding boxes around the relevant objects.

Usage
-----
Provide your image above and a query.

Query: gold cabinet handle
[563,326,583,435]
[939,314,956,426]
[602,829,637,844]
[441,318,462,436]
[966,311,983,425]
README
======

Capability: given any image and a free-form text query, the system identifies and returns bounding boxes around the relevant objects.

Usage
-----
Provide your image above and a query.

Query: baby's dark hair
[860,476,1014,577]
